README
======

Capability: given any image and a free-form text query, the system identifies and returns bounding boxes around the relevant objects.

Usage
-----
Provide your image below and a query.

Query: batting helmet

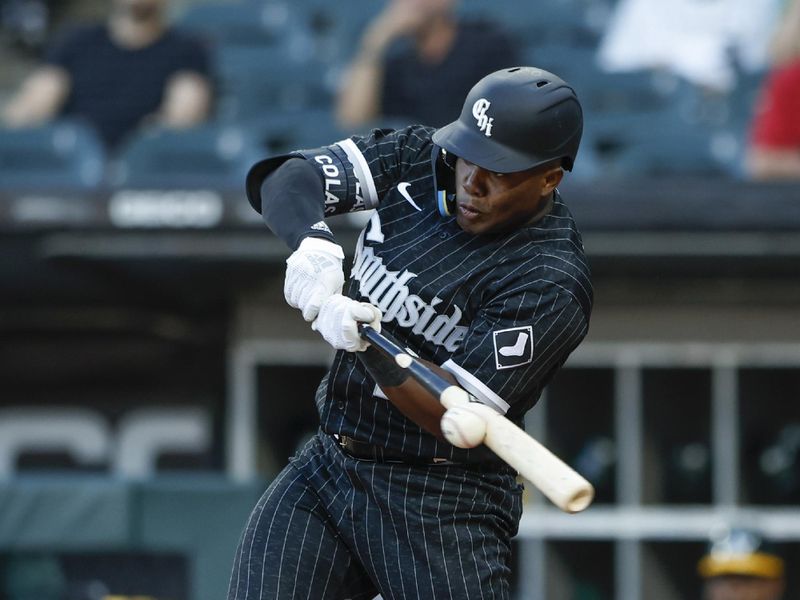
[698,528,784,580]
[432,66,583,173]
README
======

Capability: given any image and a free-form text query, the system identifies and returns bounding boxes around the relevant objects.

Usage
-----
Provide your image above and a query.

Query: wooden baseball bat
[359,324,594,514]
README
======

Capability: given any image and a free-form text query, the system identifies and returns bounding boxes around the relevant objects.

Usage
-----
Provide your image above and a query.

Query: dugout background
[1,0,800,598]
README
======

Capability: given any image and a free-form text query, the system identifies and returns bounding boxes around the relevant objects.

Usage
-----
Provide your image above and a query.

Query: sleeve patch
[335,138,379,210]
[492,326,534,370]
[302,148,350,215]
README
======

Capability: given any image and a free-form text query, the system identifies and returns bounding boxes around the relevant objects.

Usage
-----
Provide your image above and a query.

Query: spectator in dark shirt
[336,0,518,129]
[2,0,212,149]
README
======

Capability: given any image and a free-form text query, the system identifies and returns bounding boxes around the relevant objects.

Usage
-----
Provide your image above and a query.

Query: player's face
[704,576,784,600]
[454,158,563,235]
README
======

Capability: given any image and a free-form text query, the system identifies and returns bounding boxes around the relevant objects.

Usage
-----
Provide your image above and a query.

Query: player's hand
[284,237,345,321]
[312,295,382,352]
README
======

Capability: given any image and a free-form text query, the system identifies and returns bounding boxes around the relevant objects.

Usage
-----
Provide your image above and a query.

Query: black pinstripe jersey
[284,125,592,462]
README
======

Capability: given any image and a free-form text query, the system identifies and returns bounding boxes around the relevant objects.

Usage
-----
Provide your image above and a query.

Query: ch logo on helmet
[472,98,494,137]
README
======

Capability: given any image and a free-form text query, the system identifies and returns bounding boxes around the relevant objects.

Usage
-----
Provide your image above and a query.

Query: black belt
[332,434,455,466]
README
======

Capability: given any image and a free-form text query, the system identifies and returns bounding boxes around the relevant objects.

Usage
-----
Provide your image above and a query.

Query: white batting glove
[285,237,345,321]
[312,294,382,352]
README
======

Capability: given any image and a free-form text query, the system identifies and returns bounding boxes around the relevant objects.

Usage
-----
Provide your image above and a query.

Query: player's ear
[540,165,563,196]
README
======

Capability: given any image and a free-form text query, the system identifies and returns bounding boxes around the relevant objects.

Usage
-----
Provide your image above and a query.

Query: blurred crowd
[0,0,798,191]
[2,0,212,148]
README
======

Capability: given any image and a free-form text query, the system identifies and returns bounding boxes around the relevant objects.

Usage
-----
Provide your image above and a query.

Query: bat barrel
[565,487,594,513]
[547,481,594,514]
[482,413,595,513]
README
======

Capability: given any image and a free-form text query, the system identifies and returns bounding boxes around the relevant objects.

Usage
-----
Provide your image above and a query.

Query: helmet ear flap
[441,148,457,171]
[437,190,455,217]
[434,147,456,217]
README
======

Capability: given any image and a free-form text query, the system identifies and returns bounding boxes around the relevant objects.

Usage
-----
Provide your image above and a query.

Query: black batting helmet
[432,66,583,173]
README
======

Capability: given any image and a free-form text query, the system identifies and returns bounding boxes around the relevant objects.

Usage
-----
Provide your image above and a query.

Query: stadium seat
[0,120,106,191]
[522,46,700,145]
[213,44,333,121]
[177,0,292,46]
[567,130,602,182]
[110,124,266,189]
[287,0,385,64]
[523,44,601,87]
[588,111,745,178]
[245,109,350,156]
[460,0,610,44]
[728,69,767,126]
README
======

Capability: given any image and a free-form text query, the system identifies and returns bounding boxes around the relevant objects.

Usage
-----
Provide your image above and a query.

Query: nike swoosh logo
[499,333,529,357]
[397,182,422,211]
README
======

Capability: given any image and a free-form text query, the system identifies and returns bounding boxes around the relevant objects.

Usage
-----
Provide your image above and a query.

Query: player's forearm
[746,147,800,180]
[358,346,455,439]
[259,158,336,249]
[382,378,449,439]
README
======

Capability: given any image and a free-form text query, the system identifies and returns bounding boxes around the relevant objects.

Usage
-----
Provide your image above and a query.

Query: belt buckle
[336,435,374,460]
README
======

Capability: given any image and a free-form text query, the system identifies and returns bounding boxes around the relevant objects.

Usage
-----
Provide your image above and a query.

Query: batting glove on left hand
[312,294,382,352]
[285,237,345,322]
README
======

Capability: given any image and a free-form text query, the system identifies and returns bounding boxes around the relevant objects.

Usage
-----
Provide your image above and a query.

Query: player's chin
[456,213,511,236]
[455,214,477,234]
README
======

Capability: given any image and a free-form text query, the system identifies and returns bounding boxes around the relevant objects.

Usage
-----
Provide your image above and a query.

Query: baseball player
[228,66,592,600]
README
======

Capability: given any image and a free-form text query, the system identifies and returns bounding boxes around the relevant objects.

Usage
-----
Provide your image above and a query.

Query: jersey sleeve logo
[397,182,422,211]
[492,326,533,370]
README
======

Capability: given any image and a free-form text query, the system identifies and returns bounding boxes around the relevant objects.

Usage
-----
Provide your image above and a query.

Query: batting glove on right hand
[285,237,345,322]
[312,294,382,352]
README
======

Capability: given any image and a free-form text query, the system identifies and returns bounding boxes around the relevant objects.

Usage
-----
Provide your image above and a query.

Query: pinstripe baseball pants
[227,431,524,600]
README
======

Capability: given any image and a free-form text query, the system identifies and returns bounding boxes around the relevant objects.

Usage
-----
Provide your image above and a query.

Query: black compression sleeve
[260,158,336,250]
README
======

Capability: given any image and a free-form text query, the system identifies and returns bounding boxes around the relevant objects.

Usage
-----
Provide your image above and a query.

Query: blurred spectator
[698,528,785,600]
[0,0,49,51]
[597,0,783,91]
[1,0,212,150]
[746,0,800,180]
[335,0,518,129]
